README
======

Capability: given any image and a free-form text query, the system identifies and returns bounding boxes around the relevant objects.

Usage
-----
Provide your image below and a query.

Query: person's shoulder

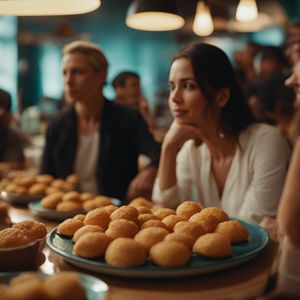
[48,106,75,127]
[243,122,283,138]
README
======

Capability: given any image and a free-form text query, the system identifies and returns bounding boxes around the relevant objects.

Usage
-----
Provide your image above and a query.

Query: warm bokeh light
[236,0,258,23]
[193,1,214,37]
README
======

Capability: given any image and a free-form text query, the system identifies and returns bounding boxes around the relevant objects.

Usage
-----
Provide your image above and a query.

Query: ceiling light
[126,0,184,31]
[236,0,258,23]
[0,0,101,16]
[193,1,214,37]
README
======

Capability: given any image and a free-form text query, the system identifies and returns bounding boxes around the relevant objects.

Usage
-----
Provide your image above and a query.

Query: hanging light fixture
[0,0,101,16]
[126,0,184,31]
[236,0,258,22]
[193,1,214,37]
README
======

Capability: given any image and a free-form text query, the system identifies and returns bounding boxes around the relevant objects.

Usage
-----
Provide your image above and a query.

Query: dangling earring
[219,131,225,139]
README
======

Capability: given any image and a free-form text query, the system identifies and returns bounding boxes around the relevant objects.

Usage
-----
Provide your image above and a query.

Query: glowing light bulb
[236,0,258,23]
[193,1,214,37]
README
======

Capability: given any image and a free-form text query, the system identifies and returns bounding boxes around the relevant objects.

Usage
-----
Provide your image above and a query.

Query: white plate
[0,271,108,300]
[47,220,269,278]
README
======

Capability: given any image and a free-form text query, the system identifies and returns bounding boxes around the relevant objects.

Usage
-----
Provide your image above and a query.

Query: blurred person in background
[0,88,26,176]
[41,41,161,202]
[152,42,290,226]
[112,71,156,133]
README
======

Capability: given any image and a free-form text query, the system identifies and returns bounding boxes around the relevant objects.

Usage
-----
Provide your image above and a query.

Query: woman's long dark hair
[173,42,255,137]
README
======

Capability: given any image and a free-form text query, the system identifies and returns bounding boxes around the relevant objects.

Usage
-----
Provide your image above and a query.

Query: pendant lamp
[236,0,258,22]
[0,0,101,16]
[126,0,184,31]
[193,1,214,37]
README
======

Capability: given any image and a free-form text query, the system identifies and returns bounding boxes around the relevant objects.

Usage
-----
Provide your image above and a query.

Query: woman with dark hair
[152,42,290,224]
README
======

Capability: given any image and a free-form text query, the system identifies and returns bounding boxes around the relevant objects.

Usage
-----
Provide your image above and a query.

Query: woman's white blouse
[152,123,291,223]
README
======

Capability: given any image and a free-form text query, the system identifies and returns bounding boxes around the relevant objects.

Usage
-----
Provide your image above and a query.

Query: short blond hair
[62,40,108,75]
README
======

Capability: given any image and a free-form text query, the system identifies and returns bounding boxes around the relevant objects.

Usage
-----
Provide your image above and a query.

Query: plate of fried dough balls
[0,174,77,205]
[46,200,269,278]
[0,271,108,300]
[29,191,121,221]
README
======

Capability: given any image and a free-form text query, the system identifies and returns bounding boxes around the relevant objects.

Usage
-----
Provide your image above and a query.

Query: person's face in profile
[116,76,141,107]
[168,58,215,129]
[286,61,300,107]
[62,52,105,104]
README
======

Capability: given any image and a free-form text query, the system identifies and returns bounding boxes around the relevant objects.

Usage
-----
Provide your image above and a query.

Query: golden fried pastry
[141,219,167,230]
[106,219,139,240]
[164,232,195,249]
[73,232,111,258]
[0,228,30,248]
[73,224,104,243]
[14,186,27,194]
[129,197,153,208]
[36,174,54,185]
[4,279,49,300]
[62,191,81,202]
[10,272,42,286]
[82,199,97,211]
[40,193,63,209]
[12,220,47,241]
[57,218,84,237]
[162,214,186,232]
[44,271,86,300]
[176,201,202,219]
[28,183,47,195]
[214,220,249,243]
[193,233,232,258]
[138,213,159,226]
[173,221,205,242]
[0,284,6,296]
[84,207,110,230]
[189,212,219,233]
[136,206,152,215]
[197,207,229,223]
[149,240,191,267]
[45,186,61,195]
[4,183,18,193]
[103,205,119,215]
[79,192,95,202]
[66,174,80,185]
[51,179,67,190]
[105,237,147,267]
[134,227,169,250]
[93,195,112,206]
[18,176,36,188]
[110,206,139,224]
[56,201,83,212]
[73,214,86,222]
[153,207,176,220]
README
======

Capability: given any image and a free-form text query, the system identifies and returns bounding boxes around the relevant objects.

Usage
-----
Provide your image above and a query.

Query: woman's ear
[216,87,230,108]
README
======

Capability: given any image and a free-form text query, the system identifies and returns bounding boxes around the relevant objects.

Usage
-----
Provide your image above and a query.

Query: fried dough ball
[28,183,47,195]
[66,174,80,186]
[189,212,219,233]
[73,224,104,243]
[164,232,195,249]
[136,206,152,215]
[10,272,42,286]
[4,183,18,193]
[62,191,81,202]
[12,220,47,241]
[105,237,147,267]
[82,199,97,211]
[106,219,139,240]
[110,206,139,224]
[129,197,153,208]
[56,201,83,212]
[4,279,49,300]
[176,201,202,219]
[173,221,205,242]
[73,232,112,258]
[103,205,119,216]
[134,227,169,250]
[40,193,63,209]
[84,207,110,230]
[141,220,167,230]
[214,220,249,243]
[45,187,62,195]
[36,174,54,185]
[51,179,67,190]
[57,218,84,237]
[193,233,232,258]
[79,192,95,202]
[18,176,36,188]
[162,214,186,232]
[0,228,30,248]
[154,208,176,220]
[73,214,86,222]
[0,284,6,296]
[93,195,112,206]
[197,207,229,223]
[44,271,86,300]
[138,213,159,226]
[149,240,191,267]
[14,186,27,194]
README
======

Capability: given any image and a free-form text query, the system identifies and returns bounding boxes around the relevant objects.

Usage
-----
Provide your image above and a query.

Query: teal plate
[0,190,43,205]
[0,271,108,300]
[47,220,269,278]
[29,198,121,221]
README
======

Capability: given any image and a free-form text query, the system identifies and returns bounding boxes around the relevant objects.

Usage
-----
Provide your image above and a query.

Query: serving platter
[47,220,269,278]
[0,271,108,300]
[29,198,122,221]
[0,190,43,205]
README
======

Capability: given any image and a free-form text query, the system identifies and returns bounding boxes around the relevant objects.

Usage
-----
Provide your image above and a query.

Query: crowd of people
[1,21,300,298]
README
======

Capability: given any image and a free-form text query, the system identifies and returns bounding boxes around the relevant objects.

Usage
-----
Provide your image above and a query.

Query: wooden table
[8,204,278,300]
